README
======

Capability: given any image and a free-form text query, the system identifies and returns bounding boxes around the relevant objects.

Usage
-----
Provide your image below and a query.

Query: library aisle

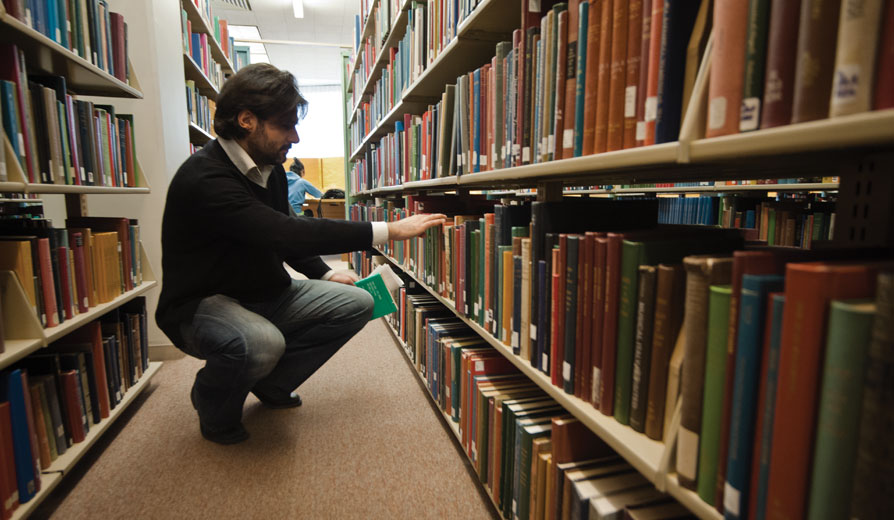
[34,318,495,519]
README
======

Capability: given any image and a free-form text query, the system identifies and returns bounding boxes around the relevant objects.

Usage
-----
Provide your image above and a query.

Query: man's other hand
[387,213,448,241]
[328,271,360,285]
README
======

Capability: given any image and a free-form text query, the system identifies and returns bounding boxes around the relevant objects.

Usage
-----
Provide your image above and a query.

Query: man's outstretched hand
[387,213,447,241]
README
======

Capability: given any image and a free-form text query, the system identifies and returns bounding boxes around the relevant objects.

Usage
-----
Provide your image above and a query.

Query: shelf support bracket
[833,152,894,249]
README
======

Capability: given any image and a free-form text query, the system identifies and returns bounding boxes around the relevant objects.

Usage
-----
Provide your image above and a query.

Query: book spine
[573,2,590,157]
[740,0,772,132]
[759,0,802,129]
[828,0,885,117]
[581,0,603,156]
[553,9,569,161]
[563,235,580,394]
[705,0,749,137]
[605,0,628,151]
[622,0,644,149]
[593,0,614,153]
[563,0,582,159]
[629,264,657,432]
[790,0,842,123]
[599,234,622,415]
[613,240,641,424]
[874,0,894,109]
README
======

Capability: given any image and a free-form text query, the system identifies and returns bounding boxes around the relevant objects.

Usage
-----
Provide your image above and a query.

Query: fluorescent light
[292,0,304,18]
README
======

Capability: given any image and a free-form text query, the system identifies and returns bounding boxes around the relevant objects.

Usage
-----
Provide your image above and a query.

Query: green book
[807,299,875,520]
[354,267,401,320]
[767,209,777,245]
[696,284,732,504]
[515,419,553,520]
[740,0,772,132]
[479,218,487,326]
[56,100,72,184]
[471,229,480,321]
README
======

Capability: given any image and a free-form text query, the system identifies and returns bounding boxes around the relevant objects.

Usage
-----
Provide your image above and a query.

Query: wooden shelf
[374,248,669,485]
[180,0,235,74]
[183,53,220,100]
[0,8,142,99]
[687,110,894,162]
[189,122,214,145]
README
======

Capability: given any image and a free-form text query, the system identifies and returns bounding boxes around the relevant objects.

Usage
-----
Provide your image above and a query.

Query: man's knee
[335,284,375,325]
[190,311,286,379]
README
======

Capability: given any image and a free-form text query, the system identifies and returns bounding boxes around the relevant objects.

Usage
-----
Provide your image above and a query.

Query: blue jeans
[178,279,374,430]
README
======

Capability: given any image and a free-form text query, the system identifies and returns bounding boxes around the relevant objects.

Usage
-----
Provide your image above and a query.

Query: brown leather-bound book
[591,235,609,406]
[849,272,894,519]
[551,416,613,464]
[634,0,653,147]
[606,0,629,151]
[643,0,665,145]
[623,0,645,148]
[554,9,570,162]
[705,0,748,137]
[628,264,657,432]
[59,370,86,444]
[760,0,804,129]
[644,263,685,440]
[594,0,615,153]
[766,262,882,520]
[790,0,842,123]
[27,384,51,470]
[874,0,894,110]
[582,0,604,155]
[562,0,583,159]
[677,255,733,490]
[575,232,594,399]
[599,231,624,415]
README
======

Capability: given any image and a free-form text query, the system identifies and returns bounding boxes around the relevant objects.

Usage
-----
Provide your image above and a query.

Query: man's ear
[237,110,257,133]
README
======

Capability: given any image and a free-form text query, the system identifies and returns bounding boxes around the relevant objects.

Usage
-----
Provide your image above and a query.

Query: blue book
[0,369,38,503]
[573,1,589,157]
[45,0,59,44]
[32,0,48,39]
[191,33,202,68]
[1,81,22,160]
[752,293,785,520]
[723,275,785,520]
[102,1,113,76]
[55,0,68,48]
[472,68,481,173]
[654,0,701,144]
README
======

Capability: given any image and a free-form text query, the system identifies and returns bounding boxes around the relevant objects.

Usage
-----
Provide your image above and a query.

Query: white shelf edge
[180,0,235,73]
[664,473,724,520]
[9,472,62,520]
[42,281,158,344]
[0,338,44,368]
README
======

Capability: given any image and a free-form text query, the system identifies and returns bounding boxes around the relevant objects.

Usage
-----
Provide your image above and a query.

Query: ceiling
[214,0,356,85]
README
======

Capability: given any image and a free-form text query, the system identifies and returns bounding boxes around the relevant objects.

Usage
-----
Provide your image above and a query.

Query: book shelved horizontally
[341,1,894,520]
[180,0,238,152]
[0,2,161,519]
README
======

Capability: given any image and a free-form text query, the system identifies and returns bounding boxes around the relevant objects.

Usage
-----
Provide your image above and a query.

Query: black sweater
[156,140,372,345]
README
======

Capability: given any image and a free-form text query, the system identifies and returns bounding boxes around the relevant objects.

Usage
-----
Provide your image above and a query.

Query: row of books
[1,45,139,187]
[350,194,892,518]
[2,0,130,83]
[181,18,228,92]
[186,0,239,67]
[351,0,377,53]
[707,0,894,137]
[364,264,696,520]
[0,209,142,333]
[656,195,836,250]
[348,0,403,101]
[0,300,149,519]
[185,79,215,137]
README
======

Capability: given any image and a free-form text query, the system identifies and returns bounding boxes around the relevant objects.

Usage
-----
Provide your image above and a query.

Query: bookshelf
[0,2,162,518]
[180,0,237,151]
[343,0,893,519]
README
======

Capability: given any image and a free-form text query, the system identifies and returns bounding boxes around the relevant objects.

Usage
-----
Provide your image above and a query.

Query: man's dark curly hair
[213,63,308,140]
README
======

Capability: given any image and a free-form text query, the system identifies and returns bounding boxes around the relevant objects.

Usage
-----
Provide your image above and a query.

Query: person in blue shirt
[285,158,323,216]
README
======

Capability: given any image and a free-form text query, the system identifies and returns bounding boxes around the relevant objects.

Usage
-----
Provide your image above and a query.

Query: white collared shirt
[217,138,389,280]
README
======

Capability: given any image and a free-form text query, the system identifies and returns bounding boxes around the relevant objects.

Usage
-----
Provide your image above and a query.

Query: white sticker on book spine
[739,97,761,132]
[480,154,487,165]
[512,144,520,156]
[635,121,645,141]
[677,428,700,479]
[832,64,860,106]
[625,86,637,117]
[563,361,571,382]
[475,360,484,371]
[645,97,657,122]
[548,134,555,152]
[724,482,741,516]
[18,133,24,155]
[523,147,531,162]
[563,129,574,148]
[542,353,549,370]
[708,96,727,129]
[530,324,537,340]
[512,331,519,347]
[592,367,602,404]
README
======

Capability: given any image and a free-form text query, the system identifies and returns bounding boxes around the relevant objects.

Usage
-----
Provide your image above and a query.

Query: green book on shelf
[354,264,402,320]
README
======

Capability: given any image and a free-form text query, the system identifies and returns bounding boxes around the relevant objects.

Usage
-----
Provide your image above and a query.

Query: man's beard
[247,132,288,166]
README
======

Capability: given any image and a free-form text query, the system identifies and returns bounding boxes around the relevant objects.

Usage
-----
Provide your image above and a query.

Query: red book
[0,402,18,520]
[759,0,804,129]
[37,238,59,327]
[0,44,37,183]
[562,0,583,159]
[123,119,135,186]
[576,232,596,399]
[874,0,894,110]
[56,246,73,320]
[634,0,652,147]
[582,0,604,156]
[60,370,86,444]
[62,322,111,419]
[590,235,609,405]
[765,262,882,520]
[599,232,625,415]
[622,0,644,148]
[554,9,570,161]
[705,0,748,138]
[552,236,569,386]
[594,0,615,153]
[109,13,127,83]
[643,0,664,145]
[606,0,629,151]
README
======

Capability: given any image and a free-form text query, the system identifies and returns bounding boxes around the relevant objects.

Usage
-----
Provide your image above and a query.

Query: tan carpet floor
[32,318,497,519]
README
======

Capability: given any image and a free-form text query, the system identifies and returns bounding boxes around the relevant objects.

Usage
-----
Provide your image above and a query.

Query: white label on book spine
[513,144,520,157]
[17,133,24,155]
[592,367,602,404]
[83,297,88,308]
[487,310,494,322]
[540,137,547,153]
[457,154,463,167]
[52,311,59,325]
[88,170,94,183]
[635,122,645,141]
[548,134,555,152]
[25,9,32,26]
[530,324,537,340]
[832,64,860,106]
[563,129,574,148]
[724,482,741,516]
[56,29,62,43]
[506,140,512,155]
[708,96,727,129]
[491,143,496,165]
[512,499,518,514]
[475,360,484,371]
[645,97,657,122]
[542,353,549,371]
[474,302,480,316]
[677,427,700,479]
[523,147,531,163]
[512,331,519,347]
[480,154,487,165]
[739,97,761,132]
[501,145,506,160]
[472,152,477,165]
[563,361,571,382]
[530,0,542,12]
[625,86,637,117]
